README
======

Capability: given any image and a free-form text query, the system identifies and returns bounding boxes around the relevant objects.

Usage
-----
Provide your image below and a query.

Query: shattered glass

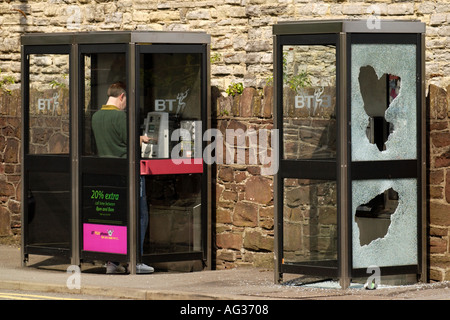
[351,44,417,161]
[351,44,418,269]
[352,179,417,269]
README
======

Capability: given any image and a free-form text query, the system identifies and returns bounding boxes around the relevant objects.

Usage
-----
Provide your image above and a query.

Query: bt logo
[37,92,60,113]
[154,89,189,113]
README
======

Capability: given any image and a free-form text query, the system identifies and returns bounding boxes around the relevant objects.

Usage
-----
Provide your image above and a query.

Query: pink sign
[83,223,127,255]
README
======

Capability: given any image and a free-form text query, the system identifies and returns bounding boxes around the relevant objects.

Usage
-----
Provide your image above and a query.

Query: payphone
[141,112,169,158]
[180,120,199,158]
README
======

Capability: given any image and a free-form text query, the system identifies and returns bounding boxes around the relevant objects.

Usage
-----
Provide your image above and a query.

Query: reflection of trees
[140,53,202,120]
[141,54,201,97]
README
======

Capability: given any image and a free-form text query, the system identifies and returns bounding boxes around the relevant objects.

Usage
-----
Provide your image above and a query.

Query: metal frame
[273,20,426,288]
[347,32,425,281]
[21,31,211,274]
[21,44,73,265]
[78,43,130,266]
[274,33,341,282]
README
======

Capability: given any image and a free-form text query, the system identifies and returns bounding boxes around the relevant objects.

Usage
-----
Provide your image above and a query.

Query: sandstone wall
[1,1,450,89]
[428,84,450,281]
[0,91,21,239]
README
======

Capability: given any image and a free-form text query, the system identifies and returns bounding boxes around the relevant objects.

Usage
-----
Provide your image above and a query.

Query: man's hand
[140,135,156,146]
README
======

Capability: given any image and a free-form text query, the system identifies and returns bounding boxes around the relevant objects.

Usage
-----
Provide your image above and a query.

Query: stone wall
[428,84,450,282]
[1,1,450,89]
[214,86,275,268]
[0,90,21,239]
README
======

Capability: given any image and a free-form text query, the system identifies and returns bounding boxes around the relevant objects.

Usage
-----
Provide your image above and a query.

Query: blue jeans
[140,176,149,255]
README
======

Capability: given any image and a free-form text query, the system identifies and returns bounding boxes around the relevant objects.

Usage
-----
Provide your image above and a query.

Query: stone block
[233,202,258,227]
[216,232,242,250]
[431,131,450,149]
[218,166,233,182]
[4,138,19,163]
[216,208,232,224]
[0,181,15,197]
[243,230,273,252]
[244,175,272,204]
[239,87,257,117]
[430,236,448,254]
[430,201,450,226]
[435,150,450,168]
[387,3,414,15]
[428,84,448,120]
[429,169,444,185]
[262,86,273,118]
[216,249,236,262]
[0,206,12,236]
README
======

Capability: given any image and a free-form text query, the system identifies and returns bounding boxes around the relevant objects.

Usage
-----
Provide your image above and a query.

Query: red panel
[140,159,203,175]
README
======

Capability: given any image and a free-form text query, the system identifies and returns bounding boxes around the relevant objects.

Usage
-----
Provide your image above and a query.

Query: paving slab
[0,245,449,301]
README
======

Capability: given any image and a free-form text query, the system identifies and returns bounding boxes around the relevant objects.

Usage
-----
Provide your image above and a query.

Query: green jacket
[92,105,127,158]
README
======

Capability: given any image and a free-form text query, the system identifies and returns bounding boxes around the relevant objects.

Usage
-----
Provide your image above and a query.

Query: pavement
[0,244,449,301]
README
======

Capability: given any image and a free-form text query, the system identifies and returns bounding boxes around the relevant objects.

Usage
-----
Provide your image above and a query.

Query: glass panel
[138,50,204,257]
[351,44,417,161]
[352,179,417,269]
[282,45,336,160]
[139,52,202,159]
[144,174,202,254]
[28,54,70,154]
[82,53,127,157]
[283,179,337,267]
[27,171,70,248]
[81,51,128,256]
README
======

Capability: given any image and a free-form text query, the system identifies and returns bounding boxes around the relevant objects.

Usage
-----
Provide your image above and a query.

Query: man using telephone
[92,81,154,274]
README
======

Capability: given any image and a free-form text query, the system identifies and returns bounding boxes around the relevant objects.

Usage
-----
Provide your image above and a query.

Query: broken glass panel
[351,44,416,161]
[282,45,336,160]
[355,187,398,246]
[352,179,417,269]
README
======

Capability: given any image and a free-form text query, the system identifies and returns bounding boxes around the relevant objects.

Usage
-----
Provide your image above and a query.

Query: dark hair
[107,82,126,97]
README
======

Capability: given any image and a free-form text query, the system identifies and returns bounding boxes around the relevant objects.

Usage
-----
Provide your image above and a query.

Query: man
[92,82,154,274]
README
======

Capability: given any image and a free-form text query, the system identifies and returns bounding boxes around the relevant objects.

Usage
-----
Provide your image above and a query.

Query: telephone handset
[141,112,169,158]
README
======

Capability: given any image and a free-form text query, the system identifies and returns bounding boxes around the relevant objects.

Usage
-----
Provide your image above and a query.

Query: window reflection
[283,179,337,266]
[139,53,202,160]
[82,53,127,157]
[28,54,70,155]
[282,45,336,160]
